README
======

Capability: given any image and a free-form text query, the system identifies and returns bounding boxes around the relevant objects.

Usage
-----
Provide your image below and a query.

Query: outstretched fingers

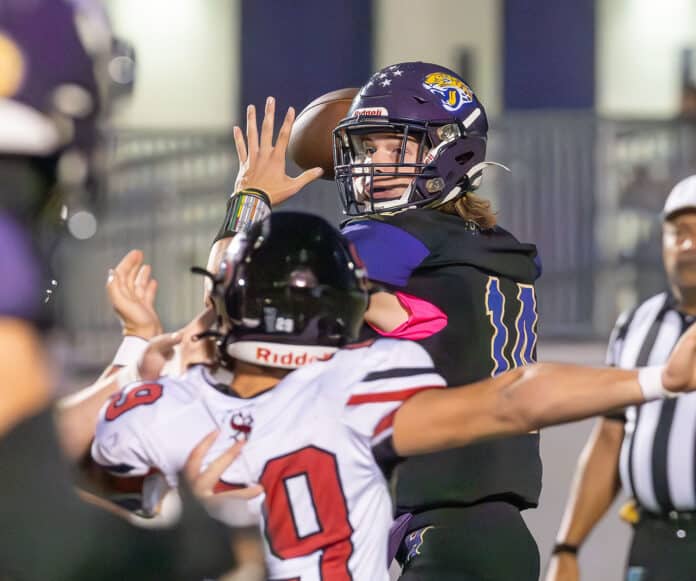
[133,264,151,301]
[233,126,248,165]
[124,252,142,295]
[274,106,295,157]
[109,250,142,290]
[260,96,276,153]
[292,166,325,189]
[106,249,142,305]
[246,104,259,164]
[144,278,158,308]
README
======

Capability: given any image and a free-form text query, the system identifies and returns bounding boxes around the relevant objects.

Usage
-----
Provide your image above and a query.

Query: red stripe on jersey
[373,409,398,437]
[213,480,248,494]
[346,385,443,405]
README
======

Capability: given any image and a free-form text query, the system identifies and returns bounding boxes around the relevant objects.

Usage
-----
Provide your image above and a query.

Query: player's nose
[370,147,395,164]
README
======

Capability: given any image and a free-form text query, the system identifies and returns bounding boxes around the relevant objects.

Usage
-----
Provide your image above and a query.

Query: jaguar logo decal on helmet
[422,72,473,112]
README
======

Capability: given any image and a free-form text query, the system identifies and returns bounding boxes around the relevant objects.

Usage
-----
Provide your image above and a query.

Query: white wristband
[638,365,678,400]
[112,336,149,368]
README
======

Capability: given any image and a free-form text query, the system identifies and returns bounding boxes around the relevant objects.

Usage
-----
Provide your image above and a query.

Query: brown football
[289,87,359,180]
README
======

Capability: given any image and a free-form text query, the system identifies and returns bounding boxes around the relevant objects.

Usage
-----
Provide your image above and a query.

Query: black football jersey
[342,209,542,512]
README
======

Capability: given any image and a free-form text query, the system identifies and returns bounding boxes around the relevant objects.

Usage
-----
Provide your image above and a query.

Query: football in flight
[288,87,358,180]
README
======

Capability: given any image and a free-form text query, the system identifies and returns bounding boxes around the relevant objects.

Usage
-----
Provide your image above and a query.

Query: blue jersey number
[485,277,538,375]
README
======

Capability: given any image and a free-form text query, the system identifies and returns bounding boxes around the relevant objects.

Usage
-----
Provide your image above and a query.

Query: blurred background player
[546,175,696,581]
[222,62,542,580]
[0,1,236,579]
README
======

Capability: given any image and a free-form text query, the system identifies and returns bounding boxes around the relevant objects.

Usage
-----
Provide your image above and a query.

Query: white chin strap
[354,177,415,213]
[371,180,416,211]
[226,341,338,370]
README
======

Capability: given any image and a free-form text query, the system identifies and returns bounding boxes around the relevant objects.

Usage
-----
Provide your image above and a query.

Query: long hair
[437,192,497,230]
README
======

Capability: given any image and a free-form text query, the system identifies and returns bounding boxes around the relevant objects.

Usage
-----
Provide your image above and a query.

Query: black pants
[395,502,539,581]
[625,515,696,581]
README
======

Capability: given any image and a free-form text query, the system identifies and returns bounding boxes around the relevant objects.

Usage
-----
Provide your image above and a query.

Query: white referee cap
[663,175,696,220]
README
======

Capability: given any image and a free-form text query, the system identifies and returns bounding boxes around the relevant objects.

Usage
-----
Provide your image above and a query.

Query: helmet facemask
[334,117,485,217]
[334,123,433,215]
[333,61,491,217]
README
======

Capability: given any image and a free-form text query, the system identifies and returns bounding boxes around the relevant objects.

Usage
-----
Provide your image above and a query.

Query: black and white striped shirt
[609,292,696,513]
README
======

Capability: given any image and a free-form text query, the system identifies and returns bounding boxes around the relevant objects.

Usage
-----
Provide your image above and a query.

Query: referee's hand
[544,553,578,581]
[662,319,696,394]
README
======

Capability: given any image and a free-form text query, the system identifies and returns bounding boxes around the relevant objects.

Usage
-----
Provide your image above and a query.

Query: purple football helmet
[0,0,134,214]
[333,61,488,216]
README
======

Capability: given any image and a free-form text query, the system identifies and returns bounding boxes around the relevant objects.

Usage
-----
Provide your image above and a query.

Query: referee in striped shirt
[546,174,696,581]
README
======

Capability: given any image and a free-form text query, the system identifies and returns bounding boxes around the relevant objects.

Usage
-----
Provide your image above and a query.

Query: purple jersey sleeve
[0,212,42,322]
[341,219,430,287]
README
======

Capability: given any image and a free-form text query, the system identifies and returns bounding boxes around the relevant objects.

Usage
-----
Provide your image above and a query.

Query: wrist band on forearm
[638,365,679,400]
[112,335,149,367]
[215,188,271,242]
[551,543,579,556]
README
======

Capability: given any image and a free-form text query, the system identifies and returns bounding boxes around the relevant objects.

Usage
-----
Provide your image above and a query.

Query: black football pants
[395,502,539,581]
[625,515,696,581]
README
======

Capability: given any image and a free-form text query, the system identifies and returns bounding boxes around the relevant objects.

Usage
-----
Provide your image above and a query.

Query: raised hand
[106,250,162,339]
[233,96,323,206]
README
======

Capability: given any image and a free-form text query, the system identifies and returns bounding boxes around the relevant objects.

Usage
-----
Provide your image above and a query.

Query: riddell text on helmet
[352,107,388,118]
[255,347,333,367]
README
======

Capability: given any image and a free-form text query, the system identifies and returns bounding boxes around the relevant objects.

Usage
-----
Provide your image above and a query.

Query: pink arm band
[368,292,447,340]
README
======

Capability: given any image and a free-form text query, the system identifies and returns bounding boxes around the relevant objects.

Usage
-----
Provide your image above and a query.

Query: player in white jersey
[91,211,696,581]
[94,336,442,579]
